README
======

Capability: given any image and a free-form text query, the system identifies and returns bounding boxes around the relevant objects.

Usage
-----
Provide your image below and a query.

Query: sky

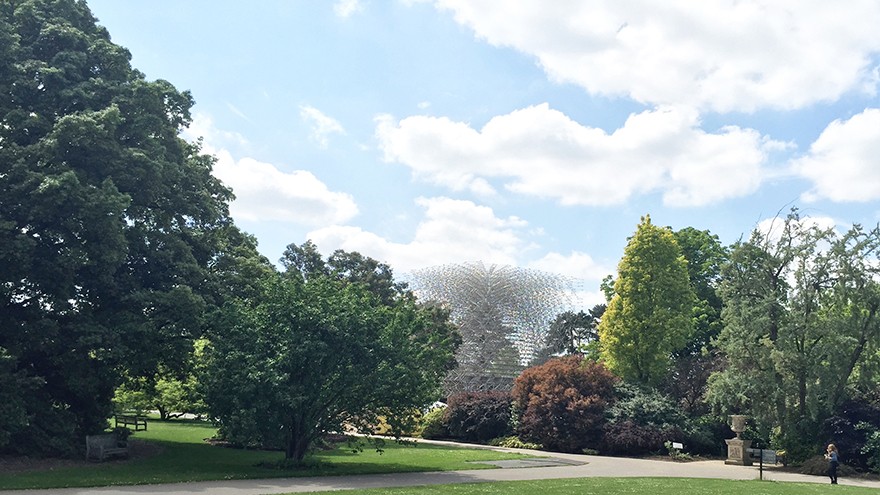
[86,1,880,308]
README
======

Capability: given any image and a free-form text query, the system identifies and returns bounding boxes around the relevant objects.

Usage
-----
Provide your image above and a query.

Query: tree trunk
[284,418,312,463]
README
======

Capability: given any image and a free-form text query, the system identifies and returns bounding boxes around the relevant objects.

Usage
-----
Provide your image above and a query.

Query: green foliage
[113,339,209,419]
[0,348,43,450]
[544,309,600,356]
[445,391,513,443]
[708,209,880,456]
[204,264,459,461]
[512,356,617,453]
[0,0,266,454]
[822,390,880,471]
[796,455,858,477]
[598,216,695,386]
[112,377,154,414]
[280,240,407,305]
[419,406,450,439]
[602,384,687,455]
[861,424,880,474]
[664,441,693,461]
[606,383,687,429]
[489,436,542,450]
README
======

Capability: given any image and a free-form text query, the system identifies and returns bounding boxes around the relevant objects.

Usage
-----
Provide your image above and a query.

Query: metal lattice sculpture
[407,262,576,396]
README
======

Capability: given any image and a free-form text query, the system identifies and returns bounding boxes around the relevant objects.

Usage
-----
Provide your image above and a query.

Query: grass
[292,477,880,495]
[0,420,532,490]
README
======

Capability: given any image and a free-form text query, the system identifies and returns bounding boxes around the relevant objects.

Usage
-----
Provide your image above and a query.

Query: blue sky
[87,1,880,307]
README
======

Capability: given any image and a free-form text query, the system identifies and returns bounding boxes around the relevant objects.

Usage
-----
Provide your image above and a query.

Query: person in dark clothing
[825,443,840,484]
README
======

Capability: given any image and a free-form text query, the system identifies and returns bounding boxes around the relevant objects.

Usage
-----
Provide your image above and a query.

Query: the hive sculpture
[408,262,576,395]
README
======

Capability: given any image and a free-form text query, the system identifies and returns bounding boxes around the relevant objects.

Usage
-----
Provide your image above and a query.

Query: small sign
[671,442,684,450]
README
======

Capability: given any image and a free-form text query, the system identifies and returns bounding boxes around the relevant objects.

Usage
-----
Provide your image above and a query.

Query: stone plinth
[725,438,753,465]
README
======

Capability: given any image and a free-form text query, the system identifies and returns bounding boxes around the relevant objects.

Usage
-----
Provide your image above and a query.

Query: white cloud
[183,113,358,226]
[792,108,880,202]
[211,150,359,225]
[226,102,252,122]
[377,104,783,207]
[334,0,364,18]
[528,251,611,281]
[300,105,346,149]
[429,1,880,112]
[183,113,248,148]
[306,196,530,272]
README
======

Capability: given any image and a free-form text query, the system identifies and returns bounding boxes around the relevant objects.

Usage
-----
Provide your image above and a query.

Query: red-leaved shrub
[512,356,617,453]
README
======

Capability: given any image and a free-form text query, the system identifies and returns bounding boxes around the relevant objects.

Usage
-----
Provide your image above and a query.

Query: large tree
[707,210,880,456]
[598,216,695,386]
[204,269,459,462]
[0,0,253,454]
[665,227,728,413]
[544,306,603,357]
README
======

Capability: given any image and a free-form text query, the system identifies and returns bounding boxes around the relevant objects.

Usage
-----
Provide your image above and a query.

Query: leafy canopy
[598,215,695,386]
[205,247,460,462]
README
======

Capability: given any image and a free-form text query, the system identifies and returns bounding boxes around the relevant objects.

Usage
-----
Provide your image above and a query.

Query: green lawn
[0,420,531,490]
[293,477,878,495]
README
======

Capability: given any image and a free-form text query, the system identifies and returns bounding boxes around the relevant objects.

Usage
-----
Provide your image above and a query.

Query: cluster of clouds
[195,1,880,305]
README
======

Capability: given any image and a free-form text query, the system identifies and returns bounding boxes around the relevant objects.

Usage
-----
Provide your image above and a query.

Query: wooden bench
[86,433,128,461]
[115,414,147,431]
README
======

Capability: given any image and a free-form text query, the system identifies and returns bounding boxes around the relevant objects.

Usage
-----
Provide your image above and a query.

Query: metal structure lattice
[408,262,576,395]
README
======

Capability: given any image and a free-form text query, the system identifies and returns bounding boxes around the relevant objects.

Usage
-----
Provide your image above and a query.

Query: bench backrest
[86,434,119,448]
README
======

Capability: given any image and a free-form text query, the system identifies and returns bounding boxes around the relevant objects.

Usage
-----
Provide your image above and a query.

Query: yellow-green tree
[598,216,695,386]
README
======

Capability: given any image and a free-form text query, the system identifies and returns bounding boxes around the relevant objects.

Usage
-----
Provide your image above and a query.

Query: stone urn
[725,414,752,466]
[730,414,747,439]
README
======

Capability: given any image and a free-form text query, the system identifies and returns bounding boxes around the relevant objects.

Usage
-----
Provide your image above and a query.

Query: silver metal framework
[408,262,575,395]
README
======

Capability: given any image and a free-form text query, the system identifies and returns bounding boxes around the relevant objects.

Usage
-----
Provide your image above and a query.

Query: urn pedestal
[725,437,753,465]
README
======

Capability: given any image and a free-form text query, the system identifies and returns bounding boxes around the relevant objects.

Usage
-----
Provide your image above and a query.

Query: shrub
[601,420,680,455]
[445,391,513,443]
[681,415,729,456]
[512,356,617,453]
[859,423,880,474]
[601,383,688,455]
[664,440,692,461]
[822,391,880,470]
[419,406,449,439]
[797,455,858,476]
[489,436,542,450]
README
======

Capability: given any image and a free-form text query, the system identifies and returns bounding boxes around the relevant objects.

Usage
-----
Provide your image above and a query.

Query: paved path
[5,441,880,495]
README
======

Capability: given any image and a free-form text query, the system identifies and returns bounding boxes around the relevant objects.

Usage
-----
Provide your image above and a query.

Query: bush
[419,406,449,439]
[601,420,681,455]
[489,436,542,450]
[601,383,688,455]
[512,356,617,453]
[822,391,880,470]
[680,415,729,456]
[445,391,513,443]
[797,455,857,477]
[859,423,880,474]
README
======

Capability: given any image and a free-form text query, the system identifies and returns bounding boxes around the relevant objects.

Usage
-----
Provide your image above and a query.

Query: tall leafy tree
[598,216,695,386]
[0,0,252,454]
[204,271,459,462]
[708,210,880,456]
[665,227,728,412]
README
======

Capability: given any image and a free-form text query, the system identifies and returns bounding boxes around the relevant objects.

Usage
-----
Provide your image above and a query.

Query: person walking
[825,443,840,484]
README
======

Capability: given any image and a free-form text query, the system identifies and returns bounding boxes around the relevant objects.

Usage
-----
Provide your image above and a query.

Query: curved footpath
[6,439,880,495]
